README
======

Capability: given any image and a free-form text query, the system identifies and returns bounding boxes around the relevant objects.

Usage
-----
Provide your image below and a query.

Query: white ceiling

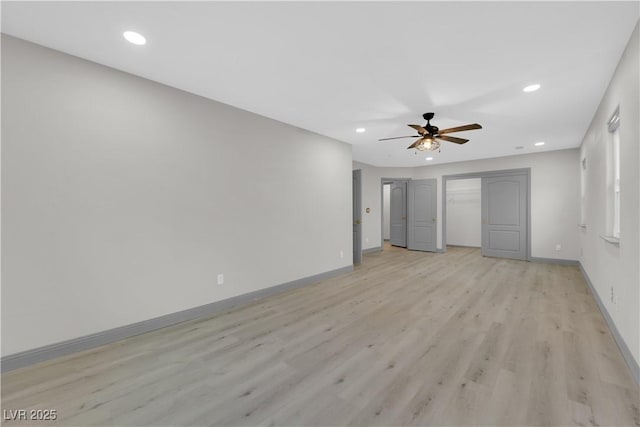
[2,2,638,167]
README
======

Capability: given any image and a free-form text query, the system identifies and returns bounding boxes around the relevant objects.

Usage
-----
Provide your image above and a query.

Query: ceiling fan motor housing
[422,112,438,135]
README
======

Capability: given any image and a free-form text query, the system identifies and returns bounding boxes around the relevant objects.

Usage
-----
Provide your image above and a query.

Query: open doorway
[383,183,391,244]
[353,170,362,265]
[381,178,409,250]
[445,178,481,248]
[380,178,437,253]
[443,169,531,260]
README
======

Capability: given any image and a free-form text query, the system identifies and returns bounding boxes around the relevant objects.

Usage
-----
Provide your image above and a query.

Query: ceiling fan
[379,112,482,152]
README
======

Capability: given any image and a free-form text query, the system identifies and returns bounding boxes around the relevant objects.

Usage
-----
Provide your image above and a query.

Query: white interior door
[408,179,437,252]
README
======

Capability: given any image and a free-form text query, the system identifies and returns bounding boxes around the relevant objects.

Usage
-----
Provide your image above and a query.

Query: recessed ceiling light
[534,141,545,146]
[426,157,433,161]
[523,84,541,93]
[123,31,146,45]
[355,128,366,133]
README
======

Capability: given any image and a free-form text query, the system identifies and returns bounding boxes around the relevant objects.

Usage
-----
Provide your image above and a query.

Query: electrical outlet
[217,274,224,285]
[555,244,562,251]
[365,237,369,244]
[340,250,344,259]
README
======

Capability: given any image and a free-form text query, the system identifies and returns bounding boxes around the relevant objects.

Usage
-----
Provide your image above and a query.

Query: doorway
[389,181,408,247]
[380,178,437,253]
[443,169,530,260]
[353,170,362,265]
[381,178,409,249]
[383,183,391,244]
[445,178,481,248]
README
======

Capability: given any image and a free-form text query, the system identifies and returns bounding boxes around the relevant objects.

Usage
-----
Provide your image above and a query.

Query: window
[608,108,620,239]
[579,156,587,227]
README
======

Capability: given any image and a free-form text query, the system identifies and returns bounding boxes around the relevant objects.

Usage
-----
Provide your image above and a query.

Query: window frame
[607,108,620,239]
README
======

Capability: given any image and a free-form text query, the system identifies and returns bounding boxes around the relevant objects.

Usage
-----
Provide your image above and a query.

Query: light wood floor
[2,246,639,426]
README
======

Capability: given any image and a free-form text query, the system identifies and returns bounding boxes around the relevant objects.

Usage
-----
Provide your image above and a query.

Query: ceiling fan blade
[408,124,428,135]
[407,137,427,149]
[378,135,420,141]
[438,123,482,134]
[437,135,469,144]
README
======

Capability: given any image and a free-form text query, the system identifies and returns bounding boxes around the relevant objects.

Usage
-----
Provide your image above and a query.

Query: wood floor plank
[2,245,638,426]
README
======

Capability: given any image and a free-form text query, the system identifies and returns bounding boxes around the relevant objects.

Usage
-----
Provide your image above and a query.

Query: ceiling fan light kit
[413,137,440,152]
[379,112,482,153]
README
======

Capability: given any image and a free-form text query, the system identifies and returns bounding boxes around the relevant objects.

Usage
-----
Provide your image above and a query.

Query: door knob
[355,219,361,225]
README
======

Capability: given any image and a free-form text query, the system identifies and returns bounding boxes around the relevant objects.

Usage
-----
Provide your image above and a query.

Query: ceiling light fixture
[415,136,440,152]
[534,141,545,146]
[523,84,541,93]
[426,157,434,161]
[123,31,146,45]
[355,128,366,133]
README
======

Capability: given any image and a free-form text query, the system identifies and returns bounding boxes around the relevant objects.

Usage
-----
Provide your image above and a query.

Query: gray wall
[1,35,353,356]
[355,150,580,260]
[579,21,639,369]
[412,149,580,259]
